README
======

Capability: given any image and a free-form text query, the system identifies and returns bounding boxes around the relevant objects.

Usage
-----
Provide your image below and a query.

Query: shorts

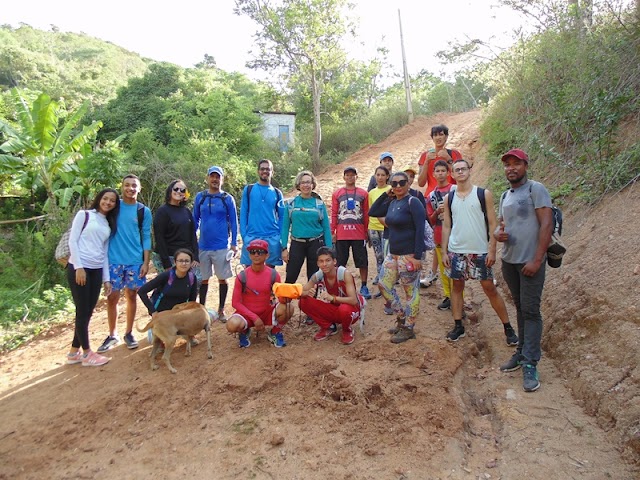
[231,304,277,329]
[109,264,146,291]
[447,252,493,281]
[199,249,232,281]
[336,239,368,269]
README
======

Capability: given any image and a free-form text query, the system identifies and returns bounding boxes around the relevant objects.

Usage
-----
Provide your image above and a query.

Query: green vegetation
[0,24,149,107]
[12,3,636,352]
[477,2,640,203]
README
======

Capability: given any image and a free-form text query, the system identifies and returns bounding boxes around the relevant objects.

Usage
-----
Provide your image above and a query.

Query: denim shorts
[447,252,493,281]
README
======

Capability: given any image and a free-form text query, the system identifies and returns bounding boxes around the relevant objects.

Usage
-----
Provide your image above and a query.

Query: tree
[235,0,354,170]
[0,89,102,211]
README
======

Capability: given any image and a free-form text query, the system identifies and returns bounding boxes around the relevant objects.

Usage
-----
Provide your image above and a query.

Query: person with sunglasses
[370,172,426,343]
[153,179,200,279]
[441,159,517,346]
[226,239,293,348]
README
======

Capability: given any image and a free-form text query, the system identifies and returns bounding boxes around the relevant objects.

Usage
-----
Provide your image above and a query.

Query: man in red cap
[495,148,553,393]
[226,239,293,348]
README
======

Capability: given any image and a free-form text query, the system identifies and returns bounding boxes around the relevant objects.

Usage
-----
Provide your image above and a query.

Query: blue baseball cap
[207,166,224,176]
[379,152,394,162]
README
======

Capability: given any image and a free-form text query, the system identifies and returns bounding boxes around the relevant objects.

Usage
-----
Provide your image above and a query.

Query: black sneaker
[505,328,518,346]
[328,323,338,335]
[437,297,451,310]
[500,352,523,372]
[97,335,120,353]
[446,325,465,342]
[124,332,139,350]
[522,363,540,392]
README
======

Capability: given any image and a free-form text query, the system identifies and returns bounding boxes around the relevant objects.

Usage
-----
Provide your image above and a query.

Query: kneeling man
[299,246,362,345]
[226,239,293,348]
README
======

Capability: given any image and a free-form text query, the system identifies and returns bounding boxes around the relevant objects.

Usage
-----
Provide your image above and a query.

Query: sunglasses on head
[390,179,408,188]
[173,187,187,193]
[249,249,267,255]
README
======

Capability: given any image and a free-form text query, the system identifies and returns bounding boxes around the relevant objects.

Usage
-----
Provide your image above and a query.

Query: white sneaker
[420,271,436,287]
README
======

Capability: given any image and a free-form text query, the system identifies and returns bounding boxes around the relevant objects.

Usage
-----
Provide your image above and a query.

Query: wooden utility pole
[398,9,414,123]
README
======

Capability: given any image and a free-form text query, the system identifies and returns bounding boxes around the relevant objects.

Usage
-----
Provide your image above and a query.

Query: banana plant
[0,88,102,213]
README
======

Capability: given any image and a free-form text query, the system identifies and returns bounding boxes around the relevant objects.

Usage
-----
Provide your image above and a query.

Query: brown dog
[136,302,213,373]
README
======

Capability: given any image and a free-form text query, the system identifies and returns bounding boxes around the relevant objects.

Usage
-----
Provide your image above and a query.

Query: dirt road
[0,111,637,479]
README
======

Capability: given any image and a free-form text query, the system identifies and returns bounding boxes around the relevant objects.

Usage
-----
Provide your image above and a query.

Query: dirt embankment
[0,111,637,479]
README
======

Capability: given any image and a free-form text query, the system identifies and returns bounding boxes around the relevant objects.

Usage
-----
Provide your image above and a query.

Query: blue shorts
[447,253,493,281]
[109,264,146,291]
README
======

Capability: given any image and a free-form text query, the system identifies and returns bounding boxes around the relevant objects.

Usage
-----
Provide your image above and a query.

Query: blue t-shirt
[108,200,152,265]
[193,190,238,251]
[239,183,284,266]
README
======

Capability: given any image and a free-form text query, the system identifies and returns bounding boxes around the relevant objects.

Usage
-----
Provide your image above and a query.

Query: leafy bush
[0,284,74,352]
[481,8,640,203]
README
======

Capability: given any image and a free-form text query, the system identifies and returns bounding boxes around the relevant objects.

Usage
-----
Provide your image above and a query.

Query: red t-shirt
[426,184,453,245]
[331,187,369,240]
[418,148,462,197]
[232,266,281,321]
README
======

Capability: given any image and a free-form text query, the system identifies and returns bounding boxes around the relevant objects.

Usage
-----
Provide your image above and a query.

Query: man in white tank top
[441,159,517,345]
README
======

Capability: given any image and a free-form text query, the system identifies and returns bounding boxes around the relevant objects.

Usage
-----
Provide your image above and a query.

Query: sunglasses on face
[249,249,268,255]
[453,167,469,173]
[173,187,187,193]
[390,179,408,188]
[175,259,191,264]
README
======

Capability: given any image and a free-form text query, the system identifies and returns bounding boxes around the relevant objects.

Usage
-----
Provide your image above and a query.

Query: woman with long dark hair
[371,171,425,344]
[152,179,199,279]
[65,188,120,367]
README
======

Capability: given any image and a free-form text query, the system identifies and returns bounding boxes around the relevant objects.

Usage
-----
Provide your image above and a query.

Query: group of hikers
[64,123,554,393]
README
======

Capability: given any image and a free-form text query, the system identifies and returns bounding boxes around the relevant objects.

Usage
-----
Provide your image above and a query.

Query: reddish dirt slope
[0,111,637,479]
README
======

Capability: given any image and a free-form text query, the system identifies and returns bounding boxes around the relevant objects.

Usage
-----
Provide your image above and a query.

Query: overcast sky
[4,0,522,82]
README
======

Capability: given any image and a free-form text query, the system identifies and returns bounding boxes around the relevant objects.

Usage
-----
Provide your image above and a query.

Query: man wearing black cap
[495,148,553,393]
[331,166,371,299]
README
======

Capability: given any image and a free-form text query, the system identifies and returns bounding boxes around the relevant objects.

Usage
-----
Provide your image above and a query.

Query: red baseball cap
[501,148,529,163]
[247,239,269,252]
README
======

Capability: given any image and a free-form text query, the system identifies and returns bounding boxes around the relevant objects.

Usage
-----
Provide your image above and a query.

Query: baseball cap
[501,149,529,163]
[343,166,358,175]
[547,238,566,268]
[379,152,394,162]
[403,166,418,175]
[247,239,269,252]
[207,166,224,176]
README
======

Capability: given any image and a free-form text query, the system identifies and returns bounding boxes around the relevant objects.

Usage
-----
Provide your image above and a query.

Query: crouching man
[299,246,362,345]
[226,239,293,348]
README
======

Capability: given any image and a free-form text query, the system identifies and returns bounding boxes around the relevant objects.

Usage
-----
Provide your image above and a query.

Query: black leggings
[67,264,103,350]
[285,237,324,283]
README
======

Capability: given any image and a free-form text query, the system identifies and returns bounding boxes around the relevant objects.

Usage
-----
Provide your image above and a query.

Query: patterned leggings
[378,254,421,324]
[368,229,385,280]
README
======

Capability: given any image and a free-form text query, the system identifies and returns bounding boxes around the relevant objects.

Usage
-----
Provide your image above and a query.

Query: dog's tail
[136,318,154,333]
